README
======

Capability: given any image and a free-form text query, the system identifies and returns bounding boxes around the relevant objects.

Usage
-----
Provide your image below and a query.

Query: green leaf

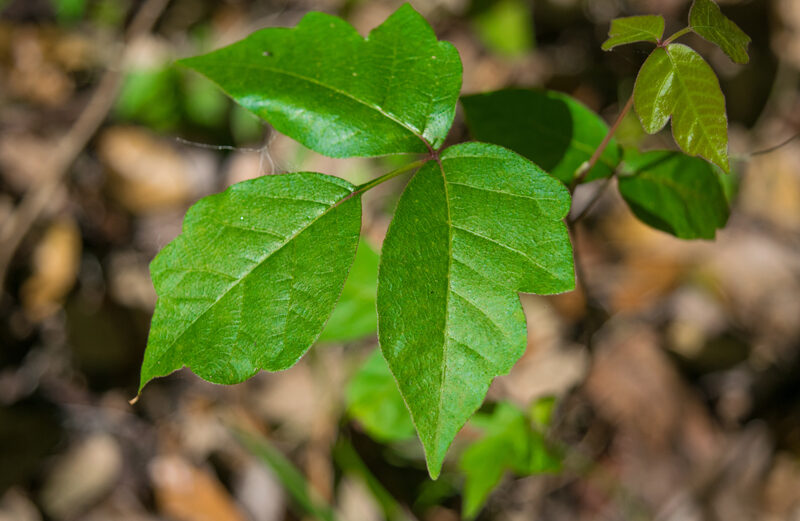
[633,44,729,172]
[689,0,750,64]
[618,150,730,239]
[460,402,561,519]
[601,15,665,51]
[318,240,379,343]
[139,173,361,391]
[377,142,574,478]
[461,89,622,184]
[179,4,461,158]
[345,349,415,442]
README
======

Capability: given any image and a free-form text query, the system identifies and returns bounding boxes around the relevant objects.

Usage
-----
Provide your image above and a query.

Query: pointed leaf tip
[377,142,573,479]
[139,173,362,391]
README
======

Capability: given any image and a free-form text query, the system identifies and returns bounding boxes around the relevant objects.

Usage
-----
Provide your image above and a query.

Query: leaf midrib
[434,156,453,471]
[221,61,433,151]
[665,45,719,158]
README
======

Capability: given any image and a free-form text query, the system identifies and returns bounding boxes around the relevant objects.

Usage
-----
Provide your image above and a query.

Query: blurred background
[1,0,800,519]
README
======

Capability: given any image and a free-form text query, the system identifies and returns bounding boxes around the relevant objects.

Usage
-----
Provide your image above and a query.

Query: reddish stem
[570,94,634,191]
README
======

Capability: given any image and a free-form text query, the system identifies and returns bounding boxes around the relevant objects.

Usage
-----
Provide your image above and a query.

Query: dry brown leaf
[20,218,81,320]
[97,127,194,214]
[39,434,123,520]
[149,455,248,521]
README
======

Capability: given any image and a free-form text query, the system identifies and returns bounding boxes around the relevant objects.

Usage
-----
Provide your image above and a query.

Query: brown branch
[0,0,171,286]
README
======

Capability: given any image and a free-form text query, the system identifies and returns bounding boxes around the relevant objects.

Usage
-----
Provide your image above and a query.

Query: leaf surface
[633,44,729,171]
[601,15,664,50]
[318,239,379,343]
[377,142,573,478]
[179,4,461,157]
[618,150,729,239]
[460,402,561,519]
[689,0,750,64]
[346,349,415,442]
[461,89,622,184]
[140,173,361,390]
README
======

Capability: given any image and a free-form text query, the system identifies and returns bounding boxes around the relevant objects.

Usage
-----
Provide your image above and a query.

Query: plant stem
[569,94,634,191]
[356,158,429,193]
[663,26,691,45]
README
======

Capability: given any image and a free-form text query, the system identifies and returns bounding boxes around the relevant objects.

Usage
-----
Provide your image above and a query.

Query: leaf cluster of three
[138,0,749,479]
[139,4,573,479]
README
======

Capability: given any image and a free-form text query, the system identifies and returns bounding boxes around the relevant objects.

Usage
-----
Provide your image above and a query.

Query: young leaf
[689,0,750,64]
[618,150,729,239]
[601,15,665,51]
[633,43,729,172]
[179,4,461,158]
[346,349,415,442]
[461,89,622,184]
[460,402,561,519]
[318,239,379,343]
[139,173,361,391]
[377,143,574,478]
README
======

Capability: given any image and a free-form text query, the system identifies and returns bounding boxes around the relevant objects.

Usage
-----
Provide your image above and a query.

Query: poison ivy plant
[139,0,750,483]
[140,3,573,479]
[601,0,750,173]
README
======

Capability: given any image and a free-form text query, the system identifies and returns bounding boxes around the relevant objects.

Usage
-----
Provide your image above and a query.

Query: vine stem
[355,158,429,193]
[569,94,634,192]
[662,26,691,46]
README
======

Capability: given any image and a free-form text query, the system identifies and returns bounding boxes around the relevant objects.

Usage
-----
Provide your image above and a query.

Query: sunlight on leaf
[634,44,729,171]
